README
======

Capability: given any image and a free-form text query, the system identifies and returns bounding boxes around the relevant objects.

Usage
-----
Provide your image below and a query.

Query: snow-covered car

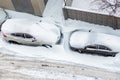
[69,30,119,57]
[1,19,61,47]
[0,8,9,28]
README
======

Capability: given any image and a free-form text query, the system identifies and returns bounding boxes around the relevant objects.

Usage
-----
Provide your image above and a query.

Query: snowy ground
[0,0,120,71]
[0,53,107,80]
[71,0,120,16]
[0,0,120,79]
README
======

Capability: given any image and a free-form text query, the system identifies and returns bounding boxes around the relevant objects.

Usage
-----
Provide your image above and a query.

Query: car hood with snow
[1,19,61,45]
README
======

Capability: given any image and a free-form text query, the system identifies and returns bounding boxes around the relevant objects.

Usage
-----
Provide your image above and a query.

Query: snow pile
[65,19,120,36]
[1,19,61,45]
[70,31,120,52]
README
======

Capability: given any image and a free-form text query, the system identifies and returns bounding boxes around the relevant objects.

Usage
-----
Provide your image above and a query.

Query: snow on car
[0,8,8,27]
[1,19,61,47]
[69,30,120,57]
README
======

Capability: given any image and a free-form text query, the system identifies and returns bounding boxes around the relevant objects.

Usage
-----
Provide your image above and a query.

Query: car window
[24,33,33,38]
[11,33,16,36]
[11,33,34,39]
[11,33,24,38]
[85,45,112,51]
[16,33,24,37]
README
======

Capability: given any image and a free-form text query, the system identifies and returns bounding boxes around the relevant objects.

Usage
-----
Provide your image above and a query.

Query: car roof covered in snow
[1,19,59,33]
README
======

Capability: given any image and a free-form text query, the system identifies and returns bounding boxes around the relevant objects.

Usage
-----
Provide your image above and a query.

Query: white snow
[71,0,109,15]
[9,68,103,80]
[72,0,92,10]
[0,64,102,80]
[65,19,120,36]
[0,0,120,76]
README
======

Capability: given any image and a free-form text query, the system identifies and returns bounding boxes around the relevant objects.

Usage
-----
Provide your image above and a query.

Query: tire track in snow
[0,53,120,80]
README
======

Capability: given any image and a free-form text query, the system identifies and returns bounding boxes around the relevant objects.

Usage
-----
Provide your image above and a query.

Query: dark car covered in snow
[69,30,119,57]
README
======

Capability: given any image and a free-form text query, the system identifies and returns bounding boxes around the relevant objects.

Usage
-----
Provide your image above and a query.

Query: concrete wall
[0,0,47,16]
[63,7,119,29]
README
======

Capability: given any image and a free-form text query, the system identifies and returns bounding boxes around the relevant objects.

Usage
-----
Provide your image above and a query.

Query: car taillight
[3,34,7,38]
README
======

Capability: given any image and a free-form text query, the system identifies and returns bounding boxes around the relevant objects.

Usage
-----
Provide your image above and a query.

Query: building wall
[31,0,45,16]
[0,0,15,10]
[0,0,47,16]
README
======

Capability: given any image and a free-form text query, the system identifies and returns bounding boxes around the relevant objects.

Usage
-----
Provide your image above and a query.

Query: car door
[23,33,36,44]
[10,33,25,43]
[11,33,37,45]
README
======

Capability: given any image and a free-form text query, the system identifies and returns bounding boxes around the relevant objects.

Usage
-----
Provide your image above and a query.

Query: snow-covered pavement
[1,53,120,80]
